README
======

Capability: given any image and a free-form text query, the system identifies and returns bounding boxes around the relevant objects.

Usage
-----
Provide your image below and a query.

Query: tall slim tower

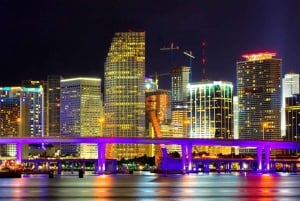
[46,75,62,137]
[237,52,282,143]
[104,31,146,160]
[60,77,102,158]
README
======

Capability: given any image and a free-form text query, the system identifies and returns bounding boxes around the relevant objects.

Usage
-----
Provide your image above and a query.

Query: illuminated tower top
[241,52,276,61]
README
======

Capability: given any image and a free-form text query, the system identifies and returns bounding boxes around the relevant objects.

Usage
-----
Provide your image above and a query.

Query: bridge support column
[187,144,192,172]
[97,143,106,174]
[257,147,262,172]
[16,143,22,163]
[181,144,187,173]
[264,146,270,172]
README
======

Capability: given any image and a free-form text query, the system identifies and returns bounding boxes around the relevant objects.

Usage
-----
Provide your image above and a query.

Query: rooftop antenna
[201,41,207,81]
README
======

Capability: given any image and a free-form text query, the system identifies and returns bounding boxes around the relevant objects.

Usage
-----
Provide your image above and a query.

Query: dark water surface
[0,172,299,200]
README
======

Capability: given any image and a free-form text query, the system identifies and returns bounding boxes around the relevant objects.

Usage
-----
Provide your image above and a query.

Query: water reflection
[0,173,299,200]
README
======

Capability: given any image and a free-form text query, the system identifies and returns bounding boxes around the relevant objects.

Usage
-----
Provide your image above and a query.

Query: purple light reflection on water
[0,173,299,200]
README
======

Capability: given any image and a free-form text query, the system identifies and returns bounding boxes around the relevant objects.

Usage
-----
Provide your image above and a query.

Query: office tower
[187,81,233,155]
[104,31,146,160]
[60,77,102,158]
[237,52,281,143]
[145,89,171,156]
[46,75,62,137]
[20,80,46,137]
[281,73,300,137]
[0,86,44,157]
[171,66,190,109]
[170,66,190,141]
[188,81,233,138]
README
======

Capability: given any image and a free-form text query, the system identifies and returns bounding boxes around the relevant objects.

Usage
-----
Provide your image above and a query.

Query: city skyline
[1,1,300,89]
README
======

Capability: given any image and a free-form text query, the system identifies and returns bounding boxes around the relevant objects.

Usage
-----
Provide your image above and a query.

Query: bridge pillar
[256,146,262,172]
[16,143,22,163]
[97,143,106,174]
[264,146,270,172]
[187,143,192,172]
[181,144,187,173]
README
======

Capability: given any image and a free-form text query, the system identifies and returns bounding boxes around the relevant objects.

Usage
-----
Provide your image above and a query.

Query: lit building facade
[187,81,233,138]
[46,75,62,137]
[145,89,171,156]
[60,77,102,158]
[170,66,190,142]
[104,31,146,159]
[237,52,282,142]
[171,66,190,109]
[281,73,300,137]
[0,86,44,157]
[187,81,233,155]
[285,94,300,155]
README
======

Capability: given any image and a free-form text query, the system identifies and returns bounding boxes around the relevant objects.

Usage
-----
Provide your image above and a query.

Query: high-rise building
[60,77,102,158]
[171,66,190,109]
[0,86,44,157]
[145,89,171,156]
[46,75,62,137]
[187,81,233,155]
[237,52,282,143]
[104,31,146,160]
[187,81,233,139]
[281,73,300,137]
[285,94,300,155]
[20,80,46,137]
[170,66,190,141]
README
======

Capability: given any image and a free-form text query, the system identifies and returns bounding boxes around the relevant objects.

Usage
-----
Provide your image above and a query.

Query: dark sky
[1,0,300,89]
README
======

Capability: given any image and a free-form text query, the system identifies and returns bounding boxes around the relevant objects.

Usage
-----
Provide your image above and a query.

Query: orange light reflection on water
[92,174,113,199]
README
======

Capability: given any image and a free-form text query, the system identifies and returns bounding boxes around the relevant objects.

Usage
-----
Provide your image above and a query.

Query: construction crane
[149,72,170,90]
[183,50,195,82]
[160,42,179,67]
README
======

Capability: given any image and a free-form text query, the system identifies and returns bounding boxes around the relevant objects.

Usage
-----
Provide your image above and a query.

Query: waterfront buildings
[282,73,300,137]
[187,81,233,155]
[236,52,282,153]
[46,75,62,137]
[285,94,300,142]
[0,86,44,157]
[60,77,102,158]
[104,31,146,160]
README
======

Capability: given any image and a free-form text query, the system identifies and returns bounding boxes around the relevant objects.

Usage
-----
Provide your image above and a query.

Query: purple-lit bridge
[1,137,300,173]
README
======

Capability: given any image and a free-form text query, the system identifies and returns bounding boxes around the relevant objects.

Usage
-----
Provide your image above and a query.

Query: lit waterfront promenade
[1,137,300,174]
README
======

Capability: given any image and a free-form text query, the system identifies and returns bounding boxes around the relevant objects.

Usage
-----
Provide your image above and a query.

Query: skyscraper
[0,86,44,157]
[237,52,282,142]
[46,75,62,137]
[187,81,233,155]
[187,81,233,139]
[171,66,190,109]
[104,31,146,160]
[281,73,300,137]
[60,77,102,158]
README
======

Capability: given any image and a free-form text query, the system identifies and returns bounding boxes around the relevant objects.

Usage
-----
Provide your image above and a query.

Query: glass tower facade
[187,81,233,139]
[104,32,146,160]
[281,73,300,137]
[46,75,62,137]
[237,52,282,142]
[0,86,44,157]
[60,77,102,158]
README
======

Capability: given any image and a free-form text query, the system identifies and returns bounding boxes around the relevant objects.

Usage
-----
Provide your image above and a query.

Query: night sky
[1,0,300,90]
